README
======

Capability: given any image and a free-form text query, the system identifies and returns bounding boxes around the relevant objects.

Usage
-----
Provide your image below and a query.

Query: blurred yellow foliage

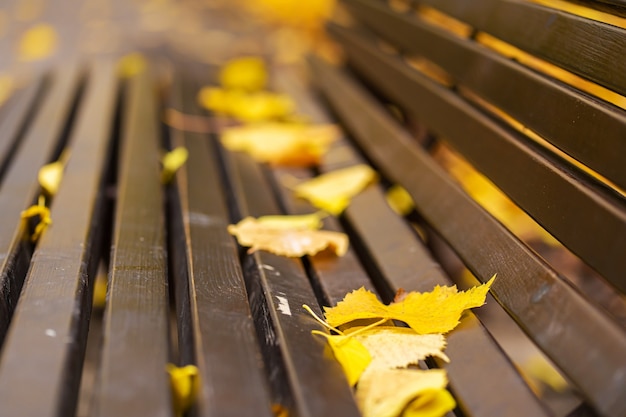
[219,56,267,92]
[18,24,58,61]
[199,87,294,122]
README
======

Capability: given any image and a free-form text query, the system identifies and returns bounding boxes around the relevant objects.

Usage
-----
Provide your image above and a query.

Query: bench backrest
[313,0,626,416]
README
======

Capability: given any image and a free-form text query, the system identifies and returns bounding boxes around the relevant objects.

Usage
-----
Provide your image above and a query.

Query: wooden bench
[0,1,624,416]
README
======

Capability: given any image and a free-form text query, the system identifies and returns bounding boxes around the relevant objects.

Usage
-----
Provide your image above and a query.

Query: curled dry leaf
[220,122,338,166]
[325,276,495,334]
[356,369,456,417]
[20,196,51,242]
[293,164,377,215]
[228,216,348,257]
[198,87,294,122]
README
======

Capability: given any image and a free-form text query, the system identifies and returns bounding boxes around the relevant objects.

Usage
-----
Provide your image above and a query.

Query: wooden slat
[344,0,626,190]
[329,23,626,293]
[0,79,44,180]
[418,0,626,97]
[0,65,81,345]
[219,144,361,417]
[0,62,117,417]
[93,70,171,417]
[276,68,550,417]
[167,75,274,417]
[310,55,626,417]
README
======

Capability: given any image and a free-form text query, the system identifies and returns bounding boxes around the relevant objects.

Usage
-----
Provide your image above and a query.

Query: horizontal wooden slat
[93,70,171,417]
[0,65,82,346]
[167,76,274,417]
[220,145,361,417]
[344,0,626,191]
[419,0,626,97]
[329,23,626,293]
[310,55,626,417]
[0,61,117,417]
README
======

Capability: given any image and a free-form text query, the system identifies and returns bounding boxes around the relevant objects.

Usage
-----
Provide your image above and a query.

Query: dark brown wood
[167,75,274,417]
[309,55,626,417]
[93,70,171,417]
[0,61,117,417]
[219,144,361,417]
[276,67,551,416]
[418,0,626,97]
[344,0,626,191]
[328,23,626,293]
[0,78,44,181]
[0,64,82,346]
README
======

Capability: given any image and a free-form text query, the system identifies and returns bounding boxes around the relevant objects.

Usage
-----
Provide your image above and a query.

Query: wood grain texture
[329,24,626,293]
[345,0,626,190]
[0,62,117,417]
[310,55,626,417]
[167,75,273,417]
[0,64,82,346]
[278,66,549,416]
[220,145,361,417]
[93,70,171,417]
[419,0,626,96]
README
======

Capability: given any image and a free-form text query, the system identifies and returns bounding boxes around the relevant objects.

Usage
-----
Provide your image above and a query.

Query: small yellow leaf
[356,369,455,417]
[228,216,349,257]
[93,273,107,309]
[38,161,64,196]
[350,326,449,371]
[167,363,199,417]
[18,24,58,61]
[386,185,414,216]
[161,147,188,184]
[293,165,377,215]
[220,122,337,166]
[198,87,294,122]
[118,52,147,78]
[21,195,51,242]
[219,56,267,92]
[312,331,371,386]
[325,276,495,334]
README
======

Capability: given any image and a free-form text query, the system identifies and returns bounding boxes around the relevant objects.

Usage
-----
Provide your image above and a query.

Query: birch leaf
[161,147,188,184]
[293,164,376,215]
[312,331,371,386]
[386,185,414,216]
[325,276,495,334]
[356,369,455,417]
[255,212,326,230]
[220,122,337,166]
[219,56,267,91]
[349,326,449,370]
[228,216,348,257]
[18,24,58,61]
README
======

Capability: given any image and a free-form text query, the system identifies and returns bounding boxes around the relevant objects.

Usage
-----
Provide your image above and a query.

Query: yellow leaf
[325,276,495,334]
[38,161,64,196]
[219,56,268,92]
[349,326,449,371]
[293,164,377,215]
[198,87,294,122]
[220,122,337,166]
[167,364,199,417]
[21,195,51,242]
[161,147,188,184]
[18,24,58,61]
[386,185,414,216]
[93,273,107,309]
[312,331,371,386]
[118,52,147,78]
[521,354,569,393]
[356,369,455,417]
[228,216,348,257]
